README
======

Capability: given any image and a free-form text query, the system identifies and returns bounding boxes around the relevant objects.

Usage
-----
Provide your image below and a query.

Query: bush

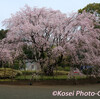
[0,68,22,78]
[64,67,70,71]
[22,70,36,75]
[82,68,92,75]
[57,66,70,71]
[54,70,69,75]
[57,66,64,71]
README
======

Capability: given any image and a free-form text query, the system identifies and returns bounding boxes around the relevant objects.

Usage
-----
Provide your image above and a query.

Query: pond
[0,84,100,99]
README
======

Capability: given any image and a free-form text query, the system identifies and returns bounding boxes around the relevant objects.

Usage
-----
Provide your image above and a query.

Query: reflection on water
[0,84,100,99]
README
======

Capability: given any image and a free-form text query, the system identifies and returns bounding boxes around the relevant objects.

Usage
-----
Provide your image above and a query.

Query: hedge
[0,68,22,78]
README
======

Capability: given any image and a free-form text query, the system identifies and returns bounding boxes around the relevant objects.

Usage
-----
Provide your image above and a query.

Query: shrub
[54,70,69,75]
[82,68,92,75]
[0,68,22,78]
[22,70,36,75]
[57,66,70,71]
[57,66,64,71]
[64,67,70,71]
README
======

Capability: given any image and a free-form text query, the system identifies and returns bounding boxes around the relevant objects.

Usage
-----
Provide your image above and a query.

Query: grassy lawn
[15,74,87,80]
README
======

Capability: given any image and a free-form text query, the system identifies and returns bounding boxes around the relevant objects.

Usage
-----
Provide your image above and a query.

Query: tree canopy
[78,3,100,15]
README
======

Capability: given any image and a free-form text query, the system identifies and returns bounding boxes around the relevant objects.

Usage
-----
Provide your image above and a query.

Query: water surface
[0,84,100,99]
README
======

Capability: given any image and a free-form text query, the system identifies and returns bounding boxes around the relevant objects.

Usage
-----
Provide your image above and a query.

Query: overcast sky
[0,0,100,29]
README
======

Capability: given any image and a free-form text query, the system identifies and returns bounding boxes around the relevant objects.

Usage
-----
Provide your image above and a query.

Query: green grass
[15,74,87,80]
[74,75,87,79]
[39,75,68,80]
[15,75,32,80]
[15,70,69,80]
[0,79,17,81]
[15,75,67,80]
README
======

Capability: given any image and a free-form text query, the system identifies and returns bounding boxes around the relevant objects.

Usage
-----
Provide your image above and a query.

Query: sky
[0,0,100,29]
